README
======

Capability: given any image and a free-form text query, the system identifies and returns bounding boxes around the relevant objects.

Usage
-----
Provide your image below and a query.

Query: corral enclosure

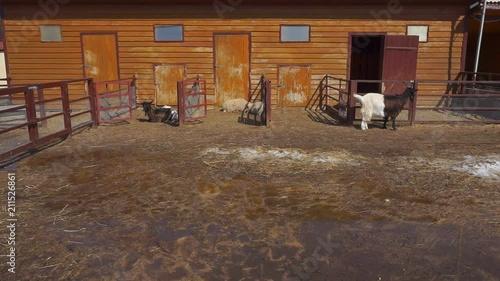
[0,108,499,280]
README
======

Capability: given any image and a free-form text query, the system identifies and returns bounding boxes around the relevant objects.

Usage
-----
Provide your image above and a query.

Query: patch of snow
[203,147,231,155]
[238,148,268,160]
[311,156,342,163]
[452,155,500,179]
[203,146,357,165]
[266,149,307,160]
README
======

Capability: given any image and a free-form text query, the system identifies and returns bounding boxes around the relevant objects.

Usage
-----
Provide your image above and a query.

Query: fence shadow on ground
[0,137,67,169]
[238,115,265,126]
[304,80,342,126]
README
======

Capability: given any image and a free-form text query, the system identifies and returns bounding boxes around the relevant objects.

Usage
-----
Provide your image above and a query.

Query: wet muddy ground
[0,108,499,281]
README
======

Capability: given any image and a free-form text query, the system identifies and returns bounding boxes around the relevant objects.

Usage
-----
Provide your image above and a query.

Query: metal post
[473,0,488,80]
[177,81,184,126]
[24,88,39,150]
[347,80,357,126]
[87,79,98,127]
[61,82,72,134]
[265,78,272,126]
[410,81,418,126]
[37,88,47,128]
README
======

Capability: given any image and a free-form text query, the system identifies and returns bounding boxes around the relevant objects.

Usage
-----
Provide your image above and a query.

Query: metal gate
[177,77,208,125]
[94,79,135,124]
[320,75,349,124]
[239,74,272,126]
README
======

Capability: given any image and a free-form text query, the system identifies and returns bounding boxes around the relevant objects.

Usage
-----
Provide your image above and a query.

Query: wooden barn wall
[3,5,466,107]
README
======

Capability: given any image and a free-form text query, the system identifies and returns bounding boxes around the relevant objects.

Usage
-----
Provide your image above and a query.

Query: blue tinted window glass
[155,25,183,41]
[281,26,310,42]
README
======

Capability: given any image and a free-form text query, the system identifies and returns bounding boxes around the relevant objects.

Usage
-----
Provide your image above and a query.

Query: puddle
[283,221,500,281]
[149,219,192,242]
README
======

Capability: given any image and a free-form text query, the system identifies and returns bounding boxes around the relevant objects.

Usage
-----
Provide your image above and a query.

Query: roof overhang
[0,0,472,5]
[470,0,500,10]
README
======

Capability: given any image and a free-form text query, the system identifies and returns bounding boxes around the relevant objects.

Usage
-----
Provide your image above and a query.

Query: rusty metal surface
[154,64,186,106]
[214,34,250,107]
[82,34,120,93]
[279,65,311,107]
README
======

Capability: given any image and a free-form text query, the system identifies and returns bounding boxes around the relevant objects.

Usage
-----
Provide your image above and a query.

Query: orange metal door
[154,64,186,106]
[214,34,250,107]
[82,34,119,93]
[278,65,311,107]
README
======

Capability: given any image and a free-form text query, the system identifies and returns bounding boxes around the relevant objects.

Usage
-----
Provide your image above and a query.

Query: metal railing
[94,79,135,124]
[0,78,97,162]
[316,74,500,125]
[177,76,208,126]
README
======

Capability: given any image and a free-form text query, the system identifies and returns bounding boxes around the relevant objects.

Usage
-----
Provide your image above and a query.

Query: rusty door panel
[154,64,186,106]
[214,34,250,107]
[278,65,311,107]
[82,34,119,93]
[382,35,419,94]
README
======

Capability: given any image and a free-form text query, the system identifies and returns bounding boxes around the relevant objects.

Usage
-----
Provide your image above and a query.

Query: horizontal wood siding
[4,5,465,106]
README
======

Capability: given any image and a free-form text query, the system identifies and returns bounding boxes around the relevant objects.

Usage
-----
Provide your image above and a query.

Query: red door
[381,35,419,94]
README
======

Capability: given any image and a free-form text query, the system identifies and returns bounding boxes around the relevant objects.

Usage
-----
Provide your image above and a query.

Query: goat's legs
[383,116,389,129]
[361,120,367,130]
[391,116,397,130]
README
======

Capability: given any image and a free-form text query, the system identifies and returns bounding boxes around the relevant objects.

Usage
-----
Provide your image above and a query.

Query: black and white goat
[245,101,265,116]
[141,101,178,125]
[353,87,417,130]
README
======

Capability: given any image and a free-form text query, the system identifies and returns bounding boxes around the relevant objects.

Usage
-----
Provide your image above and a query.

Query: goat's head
[191,82,201,93]
[405,87,418,101]
[141,100,154,116]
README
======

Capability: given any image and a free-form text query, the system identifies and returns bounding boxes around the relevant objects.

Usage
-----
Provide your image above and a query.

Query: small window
[280,25,310,42]
[40,25,62,42]
[407,25,429,43]
[154,25,184,42]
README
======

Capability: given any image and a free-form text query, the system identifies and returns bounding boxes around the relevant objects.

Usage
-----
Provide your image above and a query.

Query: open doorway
[349,35,384,93]
[465,9,500,75]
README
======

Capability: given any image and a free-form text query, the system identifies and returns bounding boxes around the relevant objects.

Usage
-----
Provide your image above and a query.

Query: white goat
[221,98,248,113]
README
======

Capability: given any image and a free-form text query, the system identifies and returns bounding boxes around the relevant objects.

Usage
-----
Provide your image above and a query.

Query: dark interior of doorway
[465,12,500,74]
[350,35,384,93]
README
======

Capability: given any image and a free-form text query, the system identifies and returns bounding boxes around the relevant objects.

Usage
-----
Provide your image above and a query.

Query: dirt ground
[0,108,499,281]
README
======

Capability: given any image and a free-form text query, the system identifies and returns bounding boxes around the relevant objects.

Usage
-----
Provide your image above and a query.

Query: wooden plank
[118,41,212,47]
[119,47,213,53]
